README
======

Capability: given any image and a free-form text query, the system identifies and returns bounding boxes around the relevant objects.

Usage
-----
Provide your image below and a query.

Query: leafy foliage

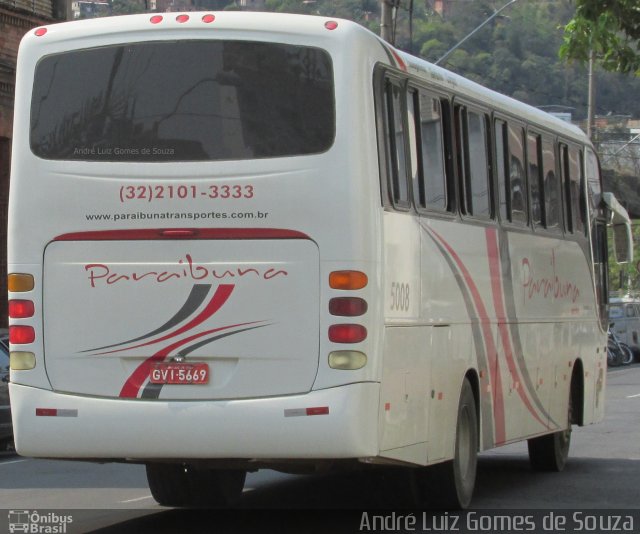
[560,0,640,75]
[97,0,640,120]
[404,0,640,121]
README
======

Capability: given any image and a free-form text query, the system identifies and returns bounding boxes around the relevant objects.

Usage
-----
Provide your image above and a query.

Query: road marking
[120,495,154,503]
[0,459,27,466]
[627,393,640,398]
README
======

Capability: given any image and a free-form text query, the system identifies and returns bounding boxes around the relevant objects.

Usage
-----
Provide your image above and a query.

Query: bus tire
[145,463,246,507]
[527,386,573,472]
[413,378,478,509]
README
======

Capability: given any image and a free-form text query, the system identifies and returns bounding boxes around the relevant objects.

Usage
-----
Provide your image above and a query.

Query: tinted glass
[467,111,490,217]
[508,124,527,225]
[385,80,409,205]
[528,133,542,226]
[418,93,447,210]
[31,41,335,161]
[542,137,559,229]
[495,119,508,221]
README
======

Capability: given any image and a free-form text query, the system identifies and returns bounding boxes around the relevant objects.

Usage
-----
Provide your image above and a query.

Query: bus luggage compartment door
[42,238,320,400]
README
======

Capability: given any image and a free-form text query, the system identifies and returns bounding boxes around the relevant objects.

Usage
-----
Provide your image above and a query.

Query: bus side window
[457,105,491,218]
[495,119,509,222]
[560,143,585,235]
[542,136,560,231]
[508,123,527,225]
[586,148,602,213]
[592,220,609,330]
[409,88,448,212]
[527,132,543,227]
[383,79,411,209]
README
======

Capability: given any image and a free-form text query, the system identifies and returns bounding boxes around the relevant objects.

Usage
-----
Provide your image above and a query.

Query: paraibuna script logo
[84,254,288,288]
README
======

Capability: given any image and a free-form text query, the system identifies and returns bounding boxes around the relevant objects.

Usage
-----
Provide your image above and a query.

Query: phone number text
[119,184,255,203]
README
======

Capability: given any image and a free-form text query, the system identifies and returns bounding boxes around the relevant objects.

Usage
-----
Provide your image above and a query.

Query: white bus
[8,12,632,509]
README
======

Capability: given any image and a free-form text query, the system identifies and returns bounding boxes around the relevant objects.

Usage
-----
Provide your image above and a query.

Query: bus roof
[25,11,589,146]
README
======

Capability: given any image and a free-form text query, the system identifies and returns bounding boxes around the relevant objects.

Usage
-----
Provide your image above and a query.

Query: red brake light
[325,21,338,30]
[150,15,163,24]
[329,324,367,343]
[10,325,35,345]
[176,14,189,23]
[9,300,35,319]
[329,297,367,317]
[34,27,47,36]
[202,14,215,23]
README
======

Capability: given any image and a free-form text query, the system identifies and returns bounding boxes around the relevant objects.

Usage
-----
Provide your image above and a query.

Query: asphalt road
[1,365,639,533]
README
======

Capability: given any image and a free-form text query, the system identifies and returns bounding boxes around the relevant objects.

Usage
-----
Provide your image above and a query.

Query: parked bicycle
[607,323,634,366]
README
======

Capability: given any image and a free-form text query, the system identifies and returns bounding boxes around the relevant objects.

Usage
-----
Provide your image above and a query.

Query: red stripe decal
[389,48,407,71]
[98,284,234,355]
[429,228,506,444]
[54,228,311,241]
[486,228,550,430]
[119,320,264,398]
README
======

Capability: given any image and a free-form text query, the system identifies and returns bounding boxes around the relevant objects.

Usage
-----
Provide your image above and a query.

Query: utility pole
[587,50,596,142]
[380,0,394,43]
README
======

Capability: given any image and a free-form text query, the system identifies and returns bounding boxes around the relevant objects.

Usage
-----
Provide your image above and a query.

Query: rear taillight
[329,350,367,370]
[329,270,368,290]
[8,273,37,369]
[8,273,34,292]
[328,271,368,359]
[328,324,367,344]
[10,351,36,370]
[10,325,35,345]
[329,297,367,317]
[9,300,35,318]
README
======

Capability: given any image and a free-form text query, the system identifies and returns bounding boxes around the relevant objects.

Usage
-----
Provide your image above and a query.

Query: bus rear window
[30,40,335,161]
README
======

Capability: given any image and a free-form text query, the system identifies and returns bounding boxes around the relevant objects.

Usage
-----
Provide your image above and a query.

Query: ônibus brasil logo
[8,510,73,533]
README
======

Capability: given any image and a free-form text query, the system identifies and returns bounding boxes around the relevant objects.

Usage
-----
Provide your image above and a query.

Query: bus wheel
[413,379,478,509]
[527,388,573,472]
[145,463,246,507]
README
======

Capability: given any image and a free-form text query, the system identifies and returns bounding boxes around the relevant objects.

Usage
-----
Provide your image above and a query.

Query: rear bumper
[10,382,380,460]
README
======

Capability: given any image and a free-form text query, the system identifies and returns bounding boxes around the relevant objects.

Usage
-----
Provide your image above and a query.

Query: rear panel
[43,237,320,400]
[9,13,386,461]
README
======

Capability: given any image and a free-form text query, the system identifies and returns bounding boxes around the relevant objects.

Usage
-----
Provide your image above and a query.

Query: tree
[560,0,640,75]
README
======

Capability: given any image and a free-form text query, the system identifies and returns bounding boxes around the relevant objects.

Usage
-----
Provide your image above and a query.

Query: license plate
[150,362,209,385]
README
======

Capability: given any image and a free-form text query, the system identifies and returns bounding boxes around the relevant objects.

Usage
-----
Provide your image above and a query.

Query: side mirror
[603,192,633,264]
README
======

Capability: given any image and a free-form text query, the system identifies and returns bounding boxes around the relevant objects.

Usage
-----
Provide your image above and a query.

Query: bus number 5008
[390,282,410,312]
